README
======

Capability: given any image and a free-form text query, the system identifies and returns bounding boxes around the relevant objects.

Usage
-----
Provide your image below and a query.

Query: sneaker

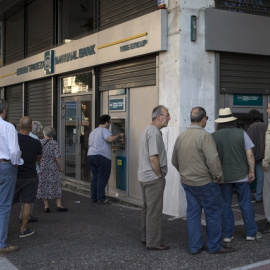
[246,231,262,241]
[223,236,234,243]
[0,244,19,255]
[19,228,35,238]
[262,221,270,233]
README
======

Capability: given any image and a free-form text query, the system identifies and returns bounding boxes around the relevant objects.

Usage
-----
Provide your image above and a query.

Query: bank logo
[44,50,54,74]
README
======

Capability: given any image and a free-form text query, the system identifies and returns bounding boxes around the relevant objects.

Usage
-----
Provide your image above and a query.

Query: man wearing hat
[212,108,261,242]
[172,107,235,254]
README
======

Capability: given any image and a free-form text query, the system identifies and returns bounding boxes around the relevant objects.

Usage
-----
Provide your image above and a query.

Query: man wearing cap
[262,103,270,233]
[212,108,261,242]
[0,99,23,255]
[172,107,235,254]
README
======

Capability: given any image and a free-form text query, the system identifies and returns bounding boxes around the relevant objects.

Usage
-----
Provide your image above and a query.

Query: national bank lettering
[55,45,95,64]
[17,45,96,75]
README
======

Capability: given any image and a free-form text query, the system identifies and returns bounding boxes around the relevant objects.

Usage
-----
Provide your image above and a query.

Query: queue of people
[1,97,270,256]
[0,99,67,255]
[141,105,269,254]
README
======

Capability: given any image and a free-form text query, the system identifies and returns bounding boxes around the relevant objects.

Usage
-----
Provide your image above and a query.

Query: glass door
[62,96,92,182]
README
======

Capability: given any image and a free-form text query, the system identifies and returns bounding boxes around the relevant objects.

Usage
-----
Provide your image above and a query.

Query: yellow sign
[117,159,122,166]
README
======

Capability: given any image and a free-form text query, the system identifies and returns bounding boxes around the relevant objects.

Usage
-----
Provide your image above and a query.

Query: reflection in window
[59,0,97,44]
[62,73,92,94]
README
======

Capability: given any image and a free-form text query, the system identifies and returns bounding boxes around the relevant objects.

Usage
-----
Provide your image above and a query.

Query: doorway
[62,96,92,182]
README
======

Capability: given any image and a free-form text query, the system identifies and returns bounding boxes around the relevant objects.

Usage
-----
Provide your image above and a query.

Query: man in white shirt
[0,99,23,255]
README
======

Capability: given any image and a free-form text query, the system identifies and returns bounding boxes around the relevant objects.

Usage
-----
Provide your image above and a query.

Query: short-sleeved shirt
[18,133,42,179]
[87,127,112,160]
[138,125,167,182]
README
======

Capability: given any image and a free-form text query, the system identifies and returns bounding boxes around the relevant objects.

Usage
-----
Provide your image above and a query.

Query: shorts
[13,176,39,204]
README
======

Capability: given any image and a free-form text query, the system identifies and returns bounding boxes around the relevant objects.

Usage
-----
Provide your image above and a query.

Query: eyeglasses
[160,113,170,117]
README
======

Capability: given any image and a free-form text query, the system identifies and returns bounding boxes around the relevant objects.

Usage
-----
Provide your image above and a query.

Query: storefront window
[58,0,97,44]
[62,72,92,95]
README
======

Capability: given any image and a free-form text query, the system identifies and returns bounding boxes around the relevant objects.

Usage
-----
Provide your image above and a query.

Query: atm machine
[108,93,128,195]
[111,118,126,191]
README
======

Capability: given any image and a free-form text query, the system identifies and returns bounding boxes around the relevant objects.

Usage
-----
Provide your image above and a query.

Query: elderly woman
[36,126,68,212]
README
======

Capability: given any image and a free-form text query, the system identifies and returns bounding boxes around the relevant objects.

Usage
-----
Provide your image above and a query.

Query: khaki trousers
[140,176,165,247]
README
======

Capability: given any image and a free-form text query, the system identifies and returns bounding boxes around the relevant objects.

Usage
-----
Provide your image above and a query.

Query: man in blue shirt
[87,115,124,204]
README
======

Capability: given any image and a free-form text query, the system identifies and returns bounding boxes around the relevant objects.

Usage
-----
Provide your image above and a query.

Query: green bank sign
[233,94,263,106]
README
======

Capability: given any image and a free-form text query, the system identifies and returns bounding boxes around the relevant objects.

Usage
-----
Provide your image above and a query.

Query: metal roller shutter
[4,9,24,65]
[5,84,23,125]
[99,0,156,31]
[26,78,53,130]
[99,55,156,91]
[220,52,270,94]
[26,0,54,57]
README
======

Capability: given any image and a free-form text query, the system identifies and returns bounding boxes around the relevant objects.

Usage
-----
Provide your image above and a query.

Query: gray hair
[32,121,43,134]
[43,126,56,138]
[0,99,8,114]
[152,105,168,121]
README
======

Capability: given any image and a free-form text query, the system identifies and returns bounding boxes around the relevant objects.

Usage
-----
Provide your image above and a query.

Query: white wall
[160,0,217,217]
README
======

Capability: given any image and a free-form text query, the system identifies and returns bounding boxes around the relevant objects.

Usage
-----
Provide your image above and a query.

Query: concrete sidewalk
[1,190,270,270]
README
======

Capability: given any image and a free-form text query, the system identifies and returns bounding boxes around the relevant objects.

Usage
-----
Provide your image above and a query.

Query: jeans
[87,155,111,201]
[182,182,223,253]
[254,160,264,201]
[263,167,270,222]
[220,182,257,238]
[0,162,17,248]
[140,177,165,247]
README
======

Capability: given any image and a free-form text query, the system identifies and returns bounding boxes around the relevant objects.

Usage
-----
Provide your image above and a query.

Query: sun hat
[215,108,238,123]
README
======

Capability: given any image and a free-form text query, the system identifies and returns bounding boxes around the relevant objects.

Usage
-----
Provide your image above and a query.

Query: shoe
[210,246,235,254]
[146,245,170,251]
[57,207,68,212]
[262,221,270,233]
[256,199,263,203]
[0,244,19,255]
[44,208,50,213]
[28,216,38,222]
[141,240,146,245]
[91,199,97,203]
[19,228,35,238]
[246,231,262,241]
[97,199,112,204]
[223,236,234,243]
[190,247,204,255]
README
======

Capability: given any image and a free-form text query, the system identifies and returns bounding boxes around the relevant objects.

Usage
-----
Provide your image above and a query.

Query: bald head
[190,107,207,123]
[19,116,32,134]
